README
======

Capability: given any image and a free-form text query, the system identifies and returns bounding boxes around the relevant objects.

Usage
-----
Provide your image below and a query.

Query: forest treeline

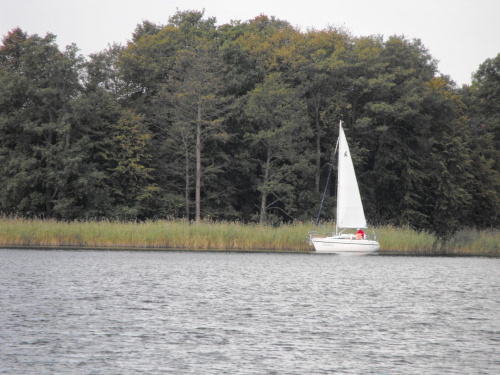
[1,10,499,236]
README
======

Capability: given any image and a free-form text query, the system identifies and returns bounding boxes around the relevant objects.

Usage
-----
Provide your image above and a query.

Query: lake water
[1,249,499,374]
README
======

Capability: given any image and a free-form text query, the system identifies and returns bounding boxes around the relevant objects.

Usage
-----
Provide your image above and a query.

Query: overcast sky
[2,0,499,86]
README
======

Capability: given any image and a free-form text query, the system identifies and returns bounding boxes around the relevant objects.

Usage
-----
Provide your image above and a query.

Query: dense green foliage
[1,11,499,236]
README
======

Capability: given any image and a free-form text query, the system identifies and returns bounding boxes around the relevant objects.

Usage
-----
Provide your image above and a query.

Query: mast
[335,120,342,236]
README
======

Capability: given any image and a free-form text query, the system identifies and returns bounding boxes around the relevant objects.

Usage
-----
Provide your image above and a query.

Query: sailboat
[309,120,380,253]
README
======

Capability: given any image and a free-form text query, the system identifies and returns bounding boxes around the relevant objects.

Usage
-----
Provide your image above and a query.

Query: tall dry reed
[0,217,310,251]
[0,217,498,255]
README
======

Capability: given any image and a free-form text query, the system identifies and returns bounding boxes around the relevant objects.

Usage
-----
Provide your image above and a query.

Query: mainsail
[336,124,367,229]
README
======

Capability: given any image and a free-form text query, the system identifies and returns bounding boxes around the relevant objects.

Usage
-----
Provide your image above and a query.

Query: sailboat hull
[311,236,380,254]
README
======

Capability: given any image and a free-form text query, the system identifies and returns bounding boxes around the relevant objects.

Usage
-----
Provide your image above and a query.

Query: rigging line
[313,137,339,233]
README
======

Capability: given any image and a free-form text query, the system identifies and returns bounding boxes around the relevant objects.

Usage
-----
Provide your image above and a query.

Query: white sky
[1,0,499,86]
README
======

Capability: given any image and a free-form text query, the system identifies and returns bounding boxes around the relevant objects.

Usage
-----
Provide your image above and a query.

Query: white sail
[336,124,367,229]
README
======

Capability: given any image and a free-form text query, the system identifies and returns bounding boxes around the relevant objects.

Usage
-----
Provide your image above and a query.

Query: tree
[351,36,438,229]
[297,27,351,194]
[107,109,158,218]
[118,23,184,107]
[421,78,473,235]
[244,73,310,223]
[151,86,196,219]
[470,53,500,149]
[64,89,121,218]
[0,28,84,217]
[85,43,126,98]
[461,53,500,228]
[168,42,232,223]
[132,20,163,43]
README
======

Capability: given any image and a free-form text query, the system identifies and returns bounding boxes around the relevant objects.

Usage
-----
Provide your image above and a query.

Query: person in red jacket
[356,229,365,240]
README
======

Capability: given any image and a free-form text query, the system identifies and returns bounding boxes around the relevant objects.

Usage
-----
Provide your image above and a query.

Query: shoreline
[1,217,498,257]
[1,245,498,257]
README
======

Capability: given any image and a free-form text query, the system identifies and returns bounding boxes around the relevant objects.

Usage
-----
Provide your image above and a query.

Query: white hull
[311,236,380,254]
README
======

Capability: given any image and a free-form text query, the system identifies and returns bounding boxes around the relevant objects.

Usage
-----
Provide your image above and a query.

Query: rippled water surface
[1,249,499,374]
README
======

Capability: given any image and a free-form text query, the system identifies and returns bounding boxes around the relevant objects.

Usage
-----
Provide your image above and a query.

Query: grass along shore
[0,217,498,256]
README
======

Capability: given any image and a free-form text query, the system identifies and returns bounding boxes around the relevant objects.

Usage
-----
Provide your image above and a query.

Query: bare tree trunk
[196,97,202,224]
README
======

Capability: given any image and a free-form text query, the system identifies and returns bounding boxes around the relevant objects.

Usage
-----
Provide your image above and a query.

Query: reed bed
[0,217,498,256]
[439,228,500,256]
[376,225,500,256]
[0,217,310,251]
[376,225,438,254]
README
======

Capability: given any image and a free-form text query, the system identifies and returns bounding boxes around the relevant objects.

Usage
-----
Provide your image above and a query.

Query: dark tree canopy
[1,15,499,234]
